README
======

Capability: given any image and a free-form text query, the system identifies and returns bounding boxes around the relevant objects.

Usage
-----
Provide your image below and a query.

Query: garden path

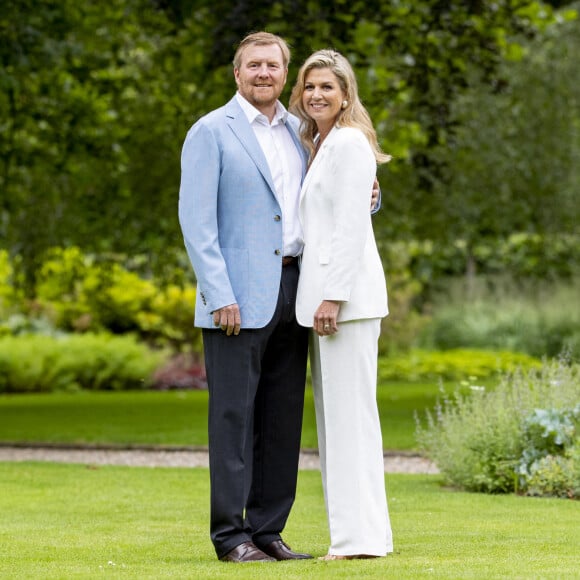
[0,444,438,474]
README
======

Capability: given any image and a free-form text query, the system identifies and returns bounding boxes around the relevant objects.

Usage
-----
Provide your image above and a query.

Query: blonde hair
[289,49,390,164]
[233,32,291,70]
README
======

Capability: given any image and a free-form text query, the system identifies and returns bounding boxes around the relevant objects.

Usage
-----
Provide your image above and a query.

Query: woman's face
[302,67,346,131]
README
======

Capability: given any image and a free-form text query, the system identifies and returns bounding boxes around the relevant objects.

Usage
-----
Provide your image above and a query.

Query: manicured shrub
[416,359,580,498]
[0,334,168,393]
[378,348,541,382]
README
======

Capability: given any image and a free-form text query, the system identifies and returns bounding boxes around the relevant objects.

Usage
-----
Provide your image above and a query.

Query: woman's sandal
[318,554,380,561]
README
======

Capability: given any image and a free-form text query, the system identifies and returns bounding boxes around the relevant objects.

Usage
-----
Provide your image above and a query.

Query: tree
[195,0,562,242]
[433,8,580,260]
[1,0,575,291]
[0,0,206,289]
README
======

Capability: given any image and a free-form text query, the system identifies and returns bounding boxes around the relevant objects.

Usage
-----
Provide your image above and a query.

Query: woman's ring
[324,324,330,330]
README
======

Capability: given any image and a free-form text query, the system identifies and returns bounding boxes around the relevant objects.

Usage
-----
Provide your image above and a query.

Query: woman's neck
[316,122,334,145]
[309,123,334,167]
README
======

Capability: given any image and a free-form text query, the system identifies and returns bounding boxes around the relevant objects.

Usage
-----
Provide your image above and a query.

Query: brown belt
[282,256,298,267]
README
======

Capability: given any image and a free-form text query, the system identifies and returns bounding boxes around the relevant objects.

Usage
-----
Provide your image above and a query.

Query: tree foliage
[0,0,577,288]
[436,11,580,248]
[2,0,173,287]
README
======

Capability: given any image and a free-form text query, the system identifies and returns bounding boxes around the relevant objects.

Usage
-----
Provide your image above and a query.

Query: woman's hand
[313,300,341,336]
[371,177,380,210]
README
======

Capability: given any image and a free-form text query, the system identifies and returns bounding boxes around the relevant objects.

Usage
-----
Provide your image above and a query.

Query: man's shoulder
[285,112,300,131]
[187,97,240,130]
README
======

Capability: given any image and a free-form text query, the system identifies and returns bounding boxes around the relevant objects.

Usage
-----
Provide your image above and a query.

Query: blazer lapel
[225,98,277,194]
[285,120,308,182]
[300,126,337,204]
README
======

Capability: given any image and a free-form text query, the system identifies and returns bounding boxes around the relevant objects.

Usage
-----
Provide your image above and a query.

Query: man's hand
[371,177,380,210]
[213,303,241,336]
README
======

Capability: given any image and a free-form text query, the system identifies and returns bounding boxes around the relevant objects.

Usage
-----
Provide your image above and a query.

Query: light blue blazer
[178,96,308,329]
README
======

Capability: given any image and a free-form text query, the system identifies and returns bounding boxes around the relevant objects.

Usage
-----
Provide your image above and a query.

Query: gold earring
[341,100,348,109]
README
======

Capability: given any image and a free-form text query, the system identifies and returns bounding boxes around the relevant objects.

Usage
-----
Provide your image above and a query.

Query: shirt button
[274,215,281,221]
[274,249,281,255]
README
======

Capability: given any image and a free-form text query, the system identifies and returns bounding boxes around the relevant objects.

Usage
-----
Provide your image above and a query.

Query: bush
[0,333,168,393]
[31,247,202,352]
[151,353,207,390]
[518,407,580,498]
[407,233,580,286]
[3,245,577,358]
[135,284,202,352]
[416,359,580,498]
[35,247,157,334]
[0,250,23,319]
[0,313,60,338]
[419,278,580,360]
[525,449,579,499]
[378,348,541,382]
[378,240,430,355]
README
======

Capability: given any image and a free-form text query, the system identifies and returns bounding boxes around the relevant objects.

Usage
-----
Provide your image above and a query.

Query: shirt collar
[236,92,288,126]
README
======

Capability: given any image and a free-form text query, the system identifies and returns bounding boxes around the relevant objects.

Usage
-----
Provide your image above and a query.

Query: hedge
[0,333,167,393]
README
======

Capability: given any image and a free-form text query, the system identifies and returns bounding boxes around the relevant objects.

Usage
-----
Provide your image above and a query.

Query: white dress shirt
[236,92,303,257]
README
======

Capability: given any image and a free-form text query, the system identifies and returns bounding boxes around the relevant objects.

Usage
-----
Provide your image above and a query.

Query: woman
[289,50,393,560]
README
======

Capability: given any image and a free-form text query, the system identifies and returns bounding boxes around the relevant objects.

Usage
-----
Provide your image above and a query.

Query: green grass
[0,462,578,579]
[0,381,462,451]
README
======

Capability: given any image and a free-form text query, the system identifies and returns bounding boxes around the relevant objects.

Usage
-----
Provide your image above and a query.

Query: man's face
[234,43,288,113]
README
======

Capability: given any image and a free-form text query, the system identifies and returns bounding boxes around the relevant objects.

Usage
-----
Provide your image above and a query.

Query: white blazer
[296,126,388,327]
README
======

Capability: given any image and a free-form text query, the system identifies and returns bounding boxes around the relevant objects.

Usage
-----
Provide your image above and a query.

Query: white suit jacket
[295,126,388,327]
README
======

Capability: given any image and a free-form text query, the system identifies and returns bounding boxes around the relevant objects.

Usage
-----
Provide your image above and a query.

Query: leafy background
[1,0,579,291]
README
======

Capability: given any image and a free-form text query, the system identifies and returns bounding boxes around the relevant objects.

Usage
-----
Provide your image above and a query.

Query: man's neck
[260,104,277,123]
[237,92,281,124]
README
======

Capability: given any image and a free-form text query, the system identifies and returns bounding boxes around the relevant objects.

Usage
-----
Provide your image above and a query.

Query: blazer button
[274,214,281,221]
[274,249,281,255]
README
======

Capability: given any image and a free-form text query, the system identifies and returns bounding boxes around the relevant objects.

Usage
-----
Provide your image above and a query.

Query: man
[178,32,312,563]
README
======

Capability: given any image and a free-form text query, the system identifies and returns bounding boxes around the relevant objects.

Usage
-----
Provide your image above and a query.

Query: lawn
[0,462,578,579]
[0,381,459,451]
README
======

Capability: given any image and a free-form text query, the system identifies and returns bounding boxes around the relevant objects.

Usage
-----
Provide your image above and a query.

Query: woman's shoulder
[332,126,373,155]
[336,125,364,137]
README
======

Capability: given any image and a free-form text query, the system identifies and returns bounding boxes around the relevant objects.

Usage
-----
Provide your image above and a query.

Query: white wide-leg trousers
[310,318,393,556]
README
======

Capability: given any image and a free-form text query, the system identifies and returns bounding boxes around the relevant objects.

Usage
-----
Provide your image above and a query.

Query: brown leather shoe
[261,539,313,560]
[219,541,276,563]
